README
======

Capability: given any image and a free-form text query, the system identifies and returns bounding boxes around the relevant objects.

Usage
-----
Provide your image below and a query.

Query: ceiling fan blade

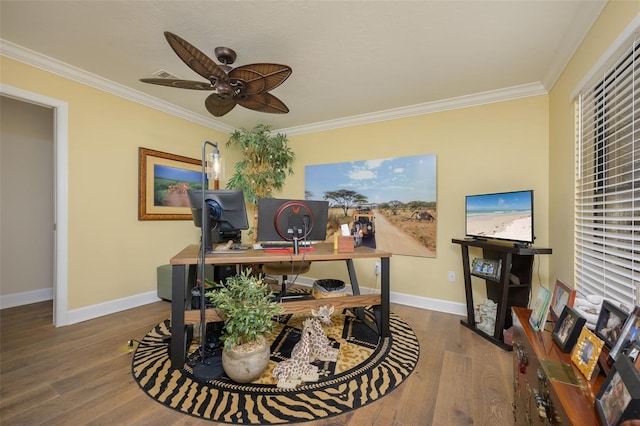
[205,93,237,117]
[229,64,292,95]
[164,32,229,85]
[139,78,214,90]
[237,92,289,114]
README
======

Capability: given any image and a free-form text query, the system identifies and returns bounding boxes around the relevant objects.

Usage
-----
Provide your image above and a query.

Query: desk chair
[262,261,311,300]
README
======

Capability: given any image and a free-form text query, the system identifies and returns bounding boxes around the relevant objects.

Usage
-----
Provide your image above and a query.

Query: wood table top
[170,243,392,265]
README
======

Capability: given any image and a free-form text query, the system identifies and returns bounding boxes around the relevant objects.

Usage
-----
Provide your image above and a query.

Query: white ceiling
[0,1,606,134]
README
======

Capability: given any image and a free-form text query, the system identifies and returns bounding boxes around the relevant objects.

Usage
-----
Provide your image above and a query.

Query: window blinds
[575,36,639,308]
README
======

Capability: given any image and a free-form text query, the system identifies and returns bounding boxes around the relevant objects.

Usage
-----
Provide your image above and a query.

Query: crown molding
[278,82,548,136]
[570,13,640,100]
[0,39,235,134]
[541,0,607,92]
[2,39,547,137]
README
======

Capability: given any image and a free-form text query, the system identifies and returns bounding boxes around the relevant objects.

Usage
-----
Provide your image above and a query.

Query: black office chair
[262,261,312,300]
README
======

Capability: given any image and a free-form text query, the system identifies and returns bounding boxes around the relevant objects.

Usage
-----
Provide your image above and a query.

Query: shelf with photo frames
[513,300,640,425]
[512,307,605,424]
[452,238,552,350]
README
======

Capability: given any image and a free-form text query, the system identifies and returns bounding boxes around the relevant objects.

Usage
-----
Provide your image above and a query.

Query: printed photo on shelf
[471,257,502,281]
[596,300,630,349]
[571,326,605,381]
[610,306,640,364]
[529,286,552,331]
[549,279,576,322]
[596,355,640,426]
[628,341,640,373]
[552,305,586,353]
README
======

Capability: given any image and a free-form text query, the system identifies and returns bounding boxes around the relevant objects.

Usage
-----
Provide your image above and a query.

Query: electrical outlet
[374,262,381,275]
[448,271,456,282]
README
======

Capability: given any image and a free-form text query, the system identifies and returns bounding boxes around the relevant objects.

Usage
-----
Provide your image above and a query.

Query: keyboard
[259,242,294,249]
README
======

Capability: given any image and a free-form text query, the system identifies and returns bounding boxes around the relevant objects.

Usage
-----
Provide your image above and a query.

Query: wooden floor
[0,300,514,425]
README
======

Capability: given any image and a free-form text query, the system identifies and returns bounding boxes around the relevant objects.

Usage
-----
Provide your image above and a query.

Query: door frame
[1,84,69,326]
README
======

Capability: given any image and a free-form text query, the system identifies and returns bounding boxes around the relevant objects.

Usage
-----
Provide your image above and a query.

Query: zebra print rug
[132,307,419,424]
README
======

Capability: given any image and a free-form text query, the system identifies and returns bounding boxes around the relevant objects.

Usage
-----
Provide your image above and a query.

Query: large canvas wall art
[305,154,437,257]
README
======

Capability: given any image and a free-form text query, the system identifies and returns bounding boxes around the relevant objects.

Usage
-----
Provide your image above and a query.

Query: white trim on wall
[570,13,640,100]
[0,84,69,326]
[67,291,162,325]
[1,40,234,134]
[0,288,53,309]
[66,276,464,325]
[2,38,547,137]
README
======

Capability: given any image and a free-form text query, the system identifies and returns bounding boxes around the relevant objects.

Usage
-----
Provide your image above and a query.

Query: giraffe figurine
[307,305,339,362]
[272,327,319,389]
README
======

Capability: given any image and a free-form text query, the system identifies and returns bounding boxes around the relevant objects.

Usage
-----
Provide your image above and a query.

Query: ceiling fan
[140,32,292,117]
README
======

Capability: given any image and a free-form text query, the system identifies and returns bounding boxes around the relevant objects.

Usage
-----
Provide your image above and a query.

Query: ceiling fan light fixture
[140,32,291,117]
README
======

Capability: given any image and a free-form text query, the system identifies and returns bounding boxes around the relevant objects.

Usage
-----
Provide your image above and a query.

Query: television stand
[452,238,551,350]
[513,242,531,249]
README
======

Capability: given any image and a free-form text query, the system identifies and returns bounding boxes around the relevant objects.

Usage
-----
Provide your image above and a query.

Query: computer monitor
[257,198,329,245]
[187,190,249,253]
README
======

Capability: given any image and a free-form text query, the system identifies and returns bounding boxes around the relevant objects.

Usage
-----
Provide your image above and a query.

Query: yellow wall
[0,57,234,309]
[287,96,551,304]
[0,55,550,311]
[548,1,640,287]
[2,1,635,313]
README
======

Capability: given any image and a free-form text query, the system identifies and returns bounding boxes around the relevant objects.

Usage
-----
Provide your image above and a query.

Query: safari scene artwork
[305,154,437,258]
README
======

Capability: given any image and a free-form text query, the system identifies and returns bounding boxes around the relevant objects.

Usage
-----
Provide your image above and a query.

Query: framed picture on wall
[138,147,203,220]
[550,279,576,322]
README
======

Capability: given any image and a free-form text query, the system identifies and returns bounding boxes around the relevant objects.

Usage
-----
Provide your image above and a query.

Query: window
[575,36,639,309]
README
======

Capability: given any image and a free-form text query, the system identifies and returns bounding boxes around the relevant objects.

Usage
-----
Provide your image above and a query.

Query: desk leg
[171,264,186,370]
[380,256,390,337]
[346,259,365,322]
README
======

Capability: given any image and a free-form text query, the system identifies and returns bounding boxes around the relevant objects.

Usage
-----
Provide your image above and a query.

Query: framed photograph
[529,286,552,331]
[596,355,640,426]
[549,279,576,322]
[138,147,203,220]
[571,326,604,380]
[552,306,586,353]
[596,300,630,349]
[628,341,640,373]
[471,257,502,281]
[610,307,640,363]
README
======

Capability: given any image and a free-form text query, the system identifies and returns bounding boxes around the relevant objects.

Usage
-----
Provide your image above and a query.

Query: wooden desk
[169,243,392,369]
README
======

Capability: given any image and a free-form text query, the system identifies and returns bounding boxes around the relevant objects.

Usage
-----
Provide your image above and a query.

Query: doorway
[0,85,69,326]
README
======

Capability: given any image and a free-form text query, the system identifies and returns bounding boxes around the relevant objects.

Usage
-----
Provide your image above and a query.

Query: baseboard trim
[66,291,162,325]
[293,276,467,316]
[0,277,466,323]
[0,288,53,309]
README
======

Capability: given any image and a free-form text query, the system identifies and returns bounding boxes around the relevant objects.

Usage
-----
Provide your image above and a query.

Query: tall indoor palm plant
[226,124,295,241]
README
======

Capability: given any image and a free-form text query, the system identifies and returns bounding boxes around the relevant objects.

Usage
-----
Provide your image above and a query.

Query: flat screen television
[187,189,249,252]
[257,198,329,245]
[465,189,534,245]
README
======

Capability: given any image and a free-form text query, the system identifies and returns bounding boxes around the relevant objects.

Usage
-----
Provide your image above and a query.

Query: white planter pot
[221,335,270,383]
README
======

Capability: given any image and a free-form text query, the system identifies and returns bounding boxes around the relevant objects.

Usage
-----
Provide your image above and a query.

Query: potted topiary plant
[226,124,295,242]
[205,268,284,383]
